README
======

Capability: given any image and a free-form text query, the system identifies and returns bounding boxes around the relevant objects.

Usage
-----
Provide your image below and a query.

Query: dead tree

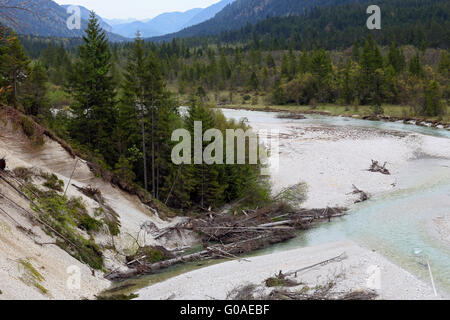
[351,185,369,203]
[369,160,390,175]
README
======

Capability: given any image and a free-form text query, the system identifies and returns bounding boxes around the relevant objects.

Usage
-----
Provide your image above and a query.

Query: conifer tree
[21,63,49,116]
[0,32,30,106]
[360,36,384,104]
[186,102,225,208]
[388,42,405,74]
[118,32,150,189]
[67,12,116,165]
[423,80,443,116]
[409,54,423,78]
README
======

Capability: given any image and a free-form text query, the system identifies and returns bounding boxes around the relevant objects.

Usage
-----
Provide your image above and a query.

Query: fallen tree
[351,185,370,203]
[105,204,347,281]
[369,160,391,175]
[227,255,378,301]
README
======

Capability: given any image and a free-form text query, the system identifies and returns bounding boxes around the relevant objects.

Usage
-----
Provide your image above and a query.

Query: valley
[0,0,448,303]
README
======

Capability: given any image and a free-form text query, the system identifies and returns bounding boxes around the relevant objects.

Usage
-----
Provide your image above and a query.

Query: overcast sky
[54,0,221,20]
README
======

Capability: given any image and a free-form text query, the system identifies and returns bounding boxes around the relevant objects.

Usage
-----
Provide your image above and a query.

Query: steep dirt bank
[0,111,196,299]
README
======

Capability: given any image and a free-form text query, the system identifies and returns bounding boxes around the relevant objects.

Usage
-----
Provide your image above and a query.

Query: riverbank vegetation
[1,15,269,211]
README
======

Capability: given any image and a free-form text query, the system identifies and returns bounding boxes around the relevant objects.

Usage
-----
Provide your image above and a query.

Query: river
[108,109,450,297]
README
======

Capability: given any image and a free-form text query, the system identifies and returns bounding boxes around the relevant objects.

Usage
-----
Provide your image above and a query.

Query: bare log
[351,185,370,203]
[285,252,347,276]
[369,160,391,175]
[105,236,266,280]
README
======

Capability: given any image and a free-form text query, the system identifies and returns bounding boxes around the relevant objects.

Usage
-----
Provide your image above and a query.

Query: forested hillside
[150,0,355,41]
[216,0,450,50]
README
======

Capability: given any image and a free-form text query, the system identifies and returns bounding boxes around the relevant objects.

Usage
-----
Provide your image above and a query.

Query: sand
[136,241,443,300]
[250,119,450,209]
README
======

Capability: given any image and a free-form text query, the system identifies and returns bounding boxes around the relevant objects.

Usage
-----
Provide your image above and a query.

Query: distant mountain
[112,0,236,38]
[182,0,235,29]
[61,4,112,32]
[149,0,351,41]
[0,0,125,41]
[112,20,161,39]
[103,18,138,26]
[148,9,202,35]
[112,8,202,38]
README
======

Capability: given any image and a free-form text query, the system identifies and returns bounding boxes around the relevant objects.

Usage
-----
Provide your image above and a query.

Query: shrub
[13,167,33,181]
[24,184,105,270]
[20,116,35,137]
[42,173,64,192]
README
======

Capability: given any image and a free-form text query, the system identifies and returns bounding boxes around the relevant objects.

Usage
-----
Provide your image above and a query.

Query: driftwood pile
[351,185,370,203]
[369,160,390,175]
[227,252,378,301]
[105,204,347,281]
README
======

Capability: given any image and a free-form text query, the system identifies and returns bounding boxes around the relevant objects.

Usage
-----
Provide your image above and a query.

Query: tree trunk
[151,107,156,198]
[141,118,148,191]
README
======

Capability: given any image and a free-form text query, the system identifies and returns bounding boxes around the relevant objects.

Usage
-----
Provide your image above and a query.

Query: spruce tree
[0,33,30,106]
[186,102,225,208]
[409,54,423,78]
[388,42,405,74]
[67,12,116,165]
[360,36,384,104]
[21,63,49,116]
[118,32,149,189]
[423,80,443,116]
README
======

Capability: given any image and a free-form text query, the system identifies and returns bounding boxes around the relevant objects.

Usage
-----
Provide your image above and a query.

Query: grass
[96,293,139,300]
[41,172,64,192]
[22,182,105,270]
[18,259,49,295]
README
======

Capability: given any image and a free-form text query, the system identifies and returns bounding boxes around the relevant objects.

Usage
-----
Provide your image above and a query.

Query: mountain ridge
[148,0,353,41]
[61,4,112,32]
[110,0,236,38]
[0,0,125,41]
